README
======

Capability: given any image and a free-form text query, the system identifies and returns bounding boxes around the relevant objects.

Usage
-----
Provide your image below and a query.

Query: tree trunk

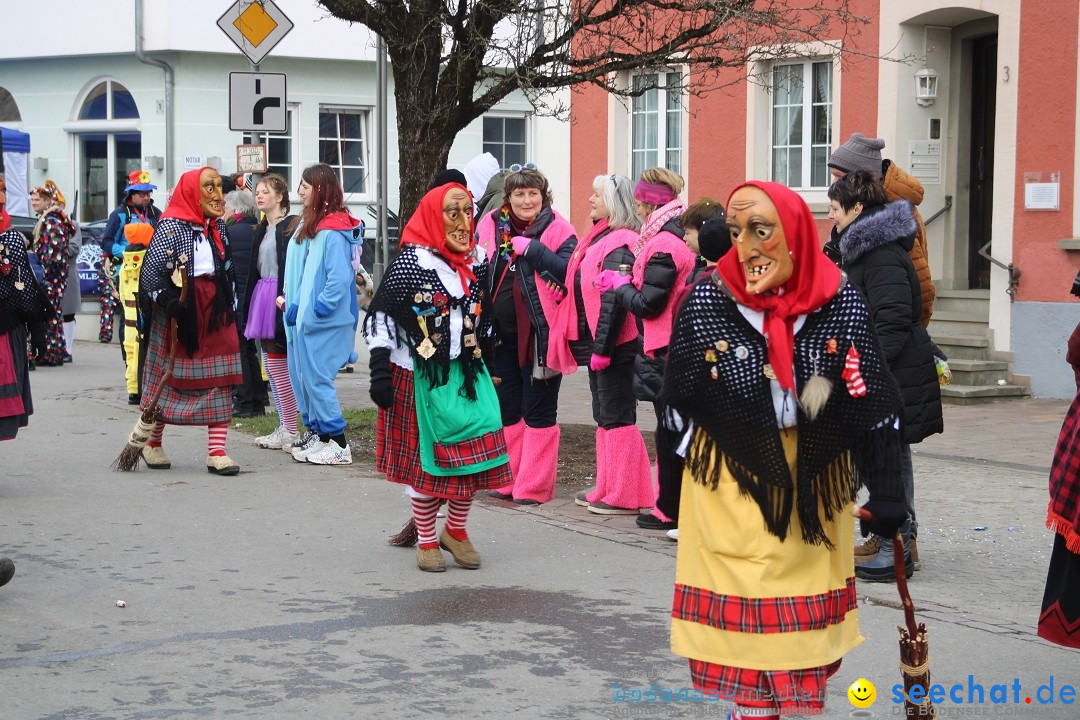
[395,119,455,228]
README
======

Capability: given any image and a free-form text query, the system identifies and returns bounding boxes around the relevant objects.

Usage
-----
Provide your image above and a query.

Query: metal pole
[248,61,262,189]
[375,36,389,285]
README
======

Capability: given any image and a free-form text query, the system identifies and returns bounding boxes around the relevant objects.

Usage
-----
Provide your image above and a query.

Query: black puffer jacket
[826,201,943,444]
[242,214,298,350]
[614,219,684,320]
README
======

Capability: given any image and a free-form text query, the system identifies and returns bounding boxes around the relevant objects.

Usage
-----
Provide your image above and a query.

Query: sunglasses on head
[508,162,537,173]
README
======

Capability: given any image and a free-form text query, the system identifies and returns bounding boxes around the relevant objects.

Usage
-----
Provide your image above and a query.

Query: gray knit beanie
[828,133,885,178]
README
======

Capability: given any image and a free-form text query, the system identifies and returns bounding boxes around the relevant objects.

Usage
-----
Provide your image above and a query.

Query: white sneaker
[291,433,323,462]
[306,439,352,465]
[666,528,679,542]
[255,426,287,449]
[279,431,298,452]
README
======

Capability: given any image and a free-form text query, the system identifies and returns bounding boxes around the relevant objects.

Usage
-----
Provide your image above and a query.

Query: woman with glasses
[547,174,654,515]
[476,164,577,505]
[282,164,364,466]
[595,166,697,529]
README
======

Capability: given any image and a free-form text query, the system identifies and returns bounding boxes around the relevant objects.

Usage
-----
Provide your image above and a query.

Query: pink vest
[581,227,640,345]
[632,230,697,356]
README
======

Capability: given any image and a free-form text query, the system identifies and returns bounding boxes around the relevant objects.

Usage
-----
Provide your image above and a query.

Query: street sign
[229,72,287,133]
[236,144,268,174]
[216,0,294,65]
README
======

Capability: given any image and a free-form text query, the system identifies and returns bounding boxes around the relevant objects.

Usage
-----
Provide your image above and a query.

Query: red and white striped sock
[148,421,165,448]
[410,495,441,549]
[445,498,473,541]
[207,423,227,457]
[264,354,298,434]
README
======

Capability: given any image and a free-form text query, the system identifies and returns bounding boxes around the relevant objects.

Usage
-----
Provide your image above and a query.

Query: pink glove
[510,235,531,257]
[593,269,617,293]
[589,353,612,372]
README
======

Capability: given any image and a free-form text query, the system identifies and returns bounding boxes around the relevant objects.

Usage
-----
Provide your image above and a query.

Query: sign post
[229,72,287,133]
[216,1,294,65]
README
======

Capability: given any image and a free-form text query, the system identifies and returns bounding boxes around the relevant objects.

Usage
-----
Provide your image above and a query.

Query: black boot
[855,538,914,582]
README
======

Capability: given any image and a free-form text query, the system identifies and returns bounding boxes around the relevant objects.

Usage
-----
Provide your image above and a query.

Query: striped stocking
[445,498,473,541]
[148,421,165,447]
[208,423,227,457]
[410,495,441,549]
[264,353,297,434]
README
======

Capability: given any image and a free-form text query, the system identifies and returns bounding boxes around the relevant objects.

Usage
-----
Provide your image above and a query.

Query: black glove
[859,495,907,539]
[166,298,188,319]
[369,347,394,409]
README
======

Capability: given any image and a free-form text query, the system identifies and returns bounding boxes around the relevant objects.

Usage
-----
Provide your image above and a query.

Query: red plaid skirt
[688,658,840,712]
[377,364,512,498]
[141,278,241,425]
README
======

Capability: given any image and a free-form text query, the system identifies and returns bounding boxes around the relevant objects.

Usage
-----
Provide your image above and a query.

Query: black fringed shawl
[139,218,237,354]
[365,246,489,400]
[659,272,905,547]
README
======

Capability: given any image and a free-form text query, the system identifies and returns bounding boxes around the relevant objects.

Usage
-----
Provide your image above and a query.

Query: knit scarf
[716,181,842,394]
[633,197,686,257]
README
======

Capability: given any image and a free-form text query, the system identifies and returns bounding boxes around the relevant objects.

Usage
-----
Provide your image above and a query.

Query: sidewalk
[2,340,1076,719]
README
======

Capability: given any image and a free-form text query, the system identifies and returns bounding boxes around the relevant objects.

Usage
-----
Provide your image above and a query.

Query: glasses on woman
[508,163,537,173]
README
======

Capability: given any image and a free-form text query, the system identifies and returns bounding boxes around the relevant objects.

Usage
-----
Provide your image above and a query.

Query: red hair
[296,163,346,241]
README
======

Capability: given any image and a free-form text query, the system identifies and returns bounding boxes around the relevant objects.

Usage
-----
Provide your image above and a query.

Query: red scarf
[0,208,9,233]
[161,167,225,259]
[716,181,841,393]
[399,183,476,288]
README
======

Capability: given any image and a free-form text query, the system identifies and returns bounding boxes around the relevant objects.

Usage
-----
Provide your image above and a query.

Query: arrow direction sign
[217,0,294,65]
[229,72,287,133]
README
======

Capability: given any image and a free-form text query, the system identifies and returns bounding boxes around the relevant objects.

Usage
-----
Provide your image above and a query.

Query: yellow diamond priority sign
[217,0,294,65]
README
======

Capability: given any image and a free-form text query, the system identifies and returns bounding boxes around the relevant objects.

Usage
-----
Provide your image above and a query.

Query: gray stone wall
[1012,301,1079,398]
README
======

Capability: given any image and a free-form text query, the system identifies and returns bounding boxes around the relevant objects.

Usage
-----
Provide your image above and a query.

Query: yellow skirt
[670,428,861,671]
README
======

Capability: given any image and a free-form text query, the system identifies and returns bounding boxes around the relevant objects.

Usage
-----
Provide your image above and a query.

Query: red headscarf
[161,167,225,259]
[0,208,10,233]
[399,183,476,288]
[717,181,842,393]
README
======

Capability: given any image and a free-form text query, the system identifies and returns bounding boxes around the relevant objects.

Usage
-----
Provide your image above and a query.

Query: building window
[483,116,527,169]
[631,70,683,180]
[771,60,832,189]
[0,86,21,122]
[75,80,141,222]
[244,105,297,188]
[319,107,369,196]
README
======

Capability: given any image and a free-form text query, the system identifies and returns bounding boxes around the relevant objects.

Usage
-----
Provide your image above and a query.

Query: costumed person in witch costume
[365,182,511,573]
[137,167,243,475]
[1037,312,1080,649]
[661,181,908,719]
[0,173,51,440]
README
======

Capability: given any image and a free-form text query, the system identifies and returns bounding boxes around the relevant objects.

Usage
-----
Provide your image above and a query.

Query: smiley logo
[847,678,876,708]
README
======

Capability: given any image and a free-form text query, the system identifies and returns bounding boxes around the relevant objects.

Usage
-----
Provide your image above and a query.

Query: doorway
[967,34,997,289]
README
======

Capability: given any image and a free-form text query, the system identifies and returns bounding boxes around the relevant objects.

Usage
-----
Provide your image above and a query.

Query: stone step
[947,358,1010,386]
[928,310,990,337]
[932,288,990,315]
[940,383,1031,405]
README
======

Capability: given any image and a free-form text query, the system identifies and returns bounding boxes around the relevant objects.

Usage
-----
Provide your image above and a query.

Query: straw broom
[110,265,189,471]
[856,506,936,718]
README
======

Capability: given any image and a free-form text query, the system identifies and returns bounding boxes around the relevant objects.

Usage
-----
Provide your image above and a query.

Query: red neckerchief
[399,183,476,288]
[160,166,225,259]
[716,181,841,393]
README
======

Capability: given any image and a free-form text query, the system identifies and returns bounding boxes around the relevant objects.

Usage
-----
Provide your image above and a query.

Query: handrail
[978,240,1021,302]
[924,195,952,227]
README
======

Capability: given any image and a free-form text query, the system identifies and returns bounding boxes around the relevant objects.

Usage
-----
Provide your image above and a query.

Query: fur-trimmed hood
[837,200,917,263]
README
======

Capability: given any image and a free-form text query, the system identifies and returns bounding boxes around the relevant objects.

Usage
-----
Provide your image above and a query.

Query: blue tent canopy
[0,126,30,153]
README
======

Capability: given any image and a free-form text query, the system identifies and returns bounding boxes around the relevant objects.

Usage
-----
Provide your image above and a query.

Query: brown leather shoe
[206,455,240,476]
[910,537,921,571]
[439,529,481,569]
[142,446,171,470]
[416,546,447,572]
[854,534,880,558]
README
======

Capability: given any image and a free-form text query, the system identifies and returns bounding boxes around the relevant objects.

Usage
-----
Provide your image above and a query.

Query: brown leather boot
[910,537,921,571]
[854,534,880,558]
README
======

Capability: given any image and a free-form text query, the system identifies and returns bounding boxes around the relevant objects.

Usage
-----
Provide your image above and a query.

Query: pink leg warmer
[512,424,561,504]
[491,419,525,496]
[586,427,608,504]
[593,425,654,511]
